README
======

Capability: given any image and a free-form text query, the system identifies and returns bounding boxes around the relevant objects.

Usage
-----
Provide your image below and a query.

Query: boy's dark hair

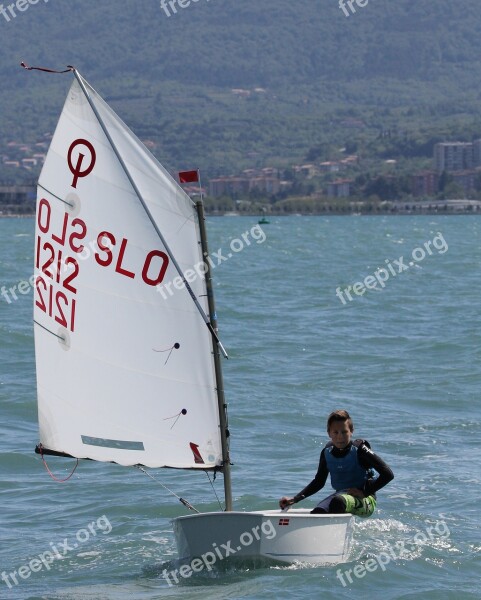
[327,409,354,433]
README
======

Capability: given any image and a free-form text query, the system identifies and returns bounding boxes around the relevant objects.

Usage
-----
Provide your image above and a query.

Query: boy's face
[328,419,352,449]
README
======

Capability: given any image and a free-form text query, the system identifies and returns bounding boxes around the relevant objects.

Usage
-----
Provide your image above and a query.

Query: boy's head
[327,410,354,449]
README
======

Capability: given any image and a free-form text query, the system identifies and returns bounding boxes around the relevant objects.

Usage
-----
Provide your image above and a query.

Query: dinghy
[29,66,353,566]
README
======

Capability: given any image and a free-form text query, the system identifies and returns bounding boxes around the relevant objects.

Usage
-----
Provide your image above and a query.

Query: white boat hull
[173,509,353,565]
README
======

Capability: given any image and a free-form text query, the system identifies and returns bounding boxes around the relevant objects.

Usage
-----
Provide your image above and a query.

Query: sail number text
[35,198,170,332]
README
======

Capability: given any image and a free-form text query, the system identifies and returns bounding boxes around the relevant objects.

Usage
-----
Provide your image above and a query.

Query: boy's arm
[293,448,329,502]
[358,443,394,495]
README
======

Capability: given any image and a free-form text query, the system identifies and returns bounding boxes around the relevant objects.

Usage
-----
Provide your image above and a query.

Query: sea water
[0,215,479,599]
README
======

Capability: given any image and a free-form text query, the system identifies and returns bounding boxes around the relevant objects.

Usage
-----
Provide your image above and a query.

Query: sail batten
[34,72,223,470]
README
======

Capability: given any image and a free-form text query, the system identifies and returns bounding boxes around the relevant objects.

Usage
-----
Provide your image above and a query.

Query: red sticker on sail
[189,442,205,464]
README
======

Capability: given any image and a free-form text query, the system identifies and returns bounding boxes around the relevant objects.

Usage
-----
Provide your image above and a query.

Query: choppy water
[1,215,480,599]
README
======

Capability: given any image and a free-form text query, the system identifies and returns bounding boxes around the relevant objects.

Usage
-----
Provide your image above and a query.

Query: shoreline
[0,213,36,218]
[2,210,481,219]
[3,198,481,218]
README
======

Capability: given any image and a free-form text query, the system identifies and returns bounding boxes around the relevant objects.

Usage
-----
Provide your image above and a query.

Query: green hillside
[1,0,481,182]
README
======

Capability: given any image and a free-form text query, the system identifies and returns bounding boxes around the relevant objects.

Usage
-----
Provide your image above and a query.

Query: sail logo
[68,139,96,189]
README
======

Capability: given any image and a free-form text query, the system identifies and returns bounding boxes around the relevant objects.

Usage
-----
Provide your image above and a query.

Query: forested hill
[3,1,481,88]
[2,0,481,178]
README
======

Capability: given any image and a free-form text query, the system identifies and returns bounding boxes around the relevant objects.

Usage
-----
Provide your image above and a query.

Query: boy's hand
[345,488,365,498]
[279,496,295,509]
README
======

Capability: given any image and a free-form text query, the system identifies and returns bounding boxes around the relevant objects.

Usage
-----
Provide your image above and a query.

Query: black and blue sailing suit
[293,439,394,516]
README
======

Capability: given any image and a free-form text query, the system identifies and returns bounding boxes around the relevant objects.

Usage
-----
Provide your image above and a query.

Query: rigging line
[33,320,66,340]
[71,69,228,359]
[38,183,74,207]
[38,444,79,483]
[162,408,187,430]
[152,342,181,365]
[175,213,196,235]
[205,470,224,511]
[135,466,200,514]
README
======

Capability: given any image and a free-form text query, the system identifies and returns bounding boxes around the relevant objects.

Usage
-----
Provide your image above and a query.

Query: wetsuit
[293,439,394,516]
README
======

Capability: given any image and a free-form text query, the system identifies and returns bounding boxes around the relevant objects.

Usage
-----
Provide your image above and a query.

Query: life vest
[324,439,370,491]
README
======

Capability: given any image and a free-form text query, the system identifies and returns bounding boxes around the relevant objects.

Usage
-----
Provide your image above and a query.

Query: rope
[205,470,224,511]
[135,466,200,513]
[20,62,75,74]
[38,445,79,483]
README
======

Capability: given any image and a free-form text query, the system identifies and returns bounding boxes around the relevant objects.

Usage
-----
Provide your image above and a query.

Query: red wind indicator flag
[178,170,199,184]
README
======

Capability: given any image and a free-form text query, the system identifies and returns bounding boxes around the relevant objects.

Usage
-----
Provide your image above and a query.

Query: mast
[195,198,233,512]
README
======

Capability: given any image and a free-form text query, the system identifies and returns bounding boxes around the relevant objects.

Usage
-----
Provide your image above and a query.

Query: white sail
[34,74,222,469]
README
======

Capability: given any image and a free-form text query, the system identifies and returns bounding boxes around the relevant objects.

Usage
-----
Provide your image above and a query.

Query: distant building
[22,158,38,169]
[180,185,206,198]
[434,141,477,173]
[242,167,279,179]
[0,184,36,210]
[451,170,478,194]
[327,179,352,198]
[319,161,340,173]
[411,171,439,197]
[473,140,481,166]
[209,177,250,197]
[340,155,359,166]
[293,164,318,178]
[249,177,280,195]
[209,174,281,197]
[260,167,279,178]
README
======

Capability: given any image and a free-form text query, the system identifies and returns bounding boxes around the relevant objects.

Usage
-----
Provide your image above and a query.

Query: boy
[279,409,393,516]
